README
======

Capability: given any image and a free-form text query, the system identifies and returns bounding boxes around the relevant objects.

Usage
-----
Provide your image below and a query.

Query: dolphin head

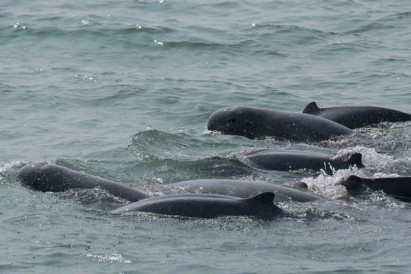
[18,162,56,191]
[207,106,264,138]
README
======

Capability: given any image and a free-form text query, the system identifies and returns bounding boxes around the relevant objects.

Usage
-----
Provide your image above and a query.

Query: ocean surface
[1,0,410,272]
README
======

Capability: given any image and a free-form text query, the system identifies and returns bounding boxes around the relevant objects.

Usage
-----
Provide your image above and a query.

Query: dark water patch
[207,1,240,9]
[161,38,287,59]
[126,129,264,160]
[374,11,411,27]
[343,11,411,42]
[248,24,338,41]
[240,24,341,57]
[53,157,137,187]
[0,83,14,93]
[371,57,408,65]
[312,39,378,59]
[165,40,225,50]
[0,23,177,49]
[127,156,253,184]
[70,86,147,107]
[345,21,397,35]
[52,151,252,187]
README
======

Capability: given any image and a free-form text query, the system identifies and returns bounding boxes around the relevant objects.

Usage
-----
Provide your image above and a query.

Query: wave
[1,22,176,41]
[126,129,262,161]
[345,11,411,35]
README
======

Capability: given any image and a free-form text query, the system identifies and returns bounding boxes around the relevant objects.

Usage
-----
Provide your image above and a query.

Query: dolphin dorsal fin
[247,192,275,205]
[302,101,320,114]
[341,175,363,190]
[346,153,365,168]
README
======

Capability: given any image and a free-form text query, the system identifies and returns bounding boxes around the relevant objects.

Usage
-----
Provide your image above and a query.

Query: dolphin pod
[341,176,411,199]
[18,163,150,202]
[18,163,410,214]
[18,163,322,203]
[16,101,410,219]
[302,102,411,129]
[111,193,284,219]
[207,106,354,142]
[239,149,364,175]
[17,163,317,218]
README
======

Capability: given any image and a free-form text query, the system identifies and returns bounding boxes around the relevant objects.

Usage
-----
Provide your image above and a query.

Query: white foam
[85,253,131,264]
[336,146,410,174]
[301,166,365,200]
[0,161,24,178]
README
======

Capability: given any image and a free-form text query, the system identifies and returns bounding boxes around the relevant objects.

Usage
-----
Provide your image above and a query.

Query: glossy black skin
[18,163,149,202]
[171,179,321,202]
[303,102,411,129]
[207,106,354,142]
[241,149,364,175]
[111,192,283,219]
[341,176,411,199]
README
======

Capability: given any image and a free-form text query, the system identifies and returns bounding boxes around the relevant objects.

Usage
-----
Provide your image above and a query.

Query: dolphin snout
[207,108,230,131]
[17,162,47,188]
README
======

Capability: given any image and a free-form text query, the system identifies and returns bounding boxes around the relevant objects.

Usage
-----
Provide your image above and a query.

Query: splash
[301,167,364,200]
[84,253,131,264]
[11,22,27,30]
[0,161,23,173]
[0,161,24,181]
[336,146,410,175]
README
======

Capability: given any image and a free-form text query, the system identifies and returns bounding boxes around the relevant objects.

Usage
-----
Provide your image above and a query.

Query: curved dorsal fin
[246,192,275,205]
[302,101,320,114]
[346,153,365,168]
[341,175,363,190]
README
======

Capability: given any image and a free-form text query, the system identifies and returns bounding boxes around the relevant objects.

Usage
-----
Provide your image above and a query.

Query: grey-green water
[1,0,410,272]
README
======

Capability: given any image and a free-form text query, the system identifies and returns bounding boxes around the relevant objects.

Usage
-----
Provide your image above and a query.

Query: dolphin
[302,101,411,129]
[170,179,321,202]
[18,163,149,202]
[240,149,364,175]
[341,175,411,199]
[207,106,354,142]
[111,192,284,219]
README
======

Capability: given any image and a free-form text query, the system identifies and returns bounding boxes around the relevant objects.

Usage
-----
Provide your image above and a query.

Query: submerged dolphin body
[240,149,364,175]
[302,102,411,129]
[171,179,321,202]
[111,192,284,219]
[18,163,150,202]
[207,106,354,142]
[341,176,411,199]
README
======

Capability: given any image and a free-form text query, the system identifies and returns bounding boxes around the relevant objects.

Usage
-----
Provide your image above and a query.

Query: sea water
[0,0,410,272]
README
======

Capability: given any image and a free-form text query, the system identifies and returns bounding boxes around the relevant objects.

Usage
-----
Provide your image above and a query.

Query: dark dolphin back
[260,109,354,142]
[111,192,283,219]
[171,179,321,202]
[302,101,411,129]
[18,163,149,202]
[342,175,411,199]
[208,106,353,142]
[241,150,364,175]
